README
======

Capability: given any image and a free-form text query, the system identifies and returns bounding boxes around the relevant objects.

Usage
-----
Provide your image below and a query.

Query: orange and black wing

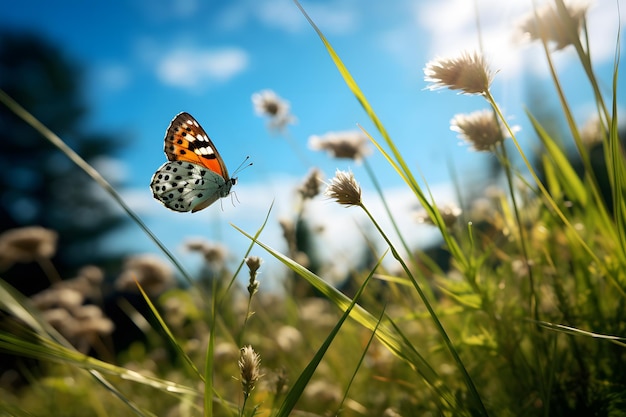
[163,112,230,180]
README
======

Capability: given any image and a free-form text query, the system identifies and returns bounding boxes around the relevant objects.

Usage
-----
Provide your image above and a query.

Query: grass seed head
[0,226,58,268]
[239,345,262,398]
[450,109,506,152]
[424,51,493,95]
[308,130,372,162]
[252,89,296,130]
[325,169,362,207]
[516,0,591,50]
[298,168,323,200]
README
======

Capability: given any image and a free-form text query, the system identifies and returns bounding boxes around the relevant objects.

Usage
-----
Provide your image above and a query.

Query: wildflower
[31,287,84,310]
[72,305,113,331]
[516,0,591,50]
[214,342,239,363]
[415,204,462,227]
[325,169,362,207]
[484,185,506,200]
[162,296,187,328]
[272,368,289,399]
[185,239,228,266]
[303,380,341,408]
[238,345,262,399]
[511,259,534,279]
[298,168,323,200]
[251,89,296,130]
[275,325,303,352]
[53,265,104,301]
[41,303,113,353]
[383,408,403,417]
[469,197,506,236]
[580,115,604,147]
[245,256,262,296]
[115,254,174,295]
[424,51,493,95]
[71,304,115,353]
[76,265,105,286]
[278,217,310,273]
[42,308,75,336]
[299,298,337,328]
[450,109,506,151]
[308,130,372,162]
[0,226,58,269]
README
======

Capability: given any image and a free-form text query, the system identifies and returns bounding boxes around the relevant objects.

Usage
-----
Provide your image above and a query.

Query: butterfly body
[150,112,235,212]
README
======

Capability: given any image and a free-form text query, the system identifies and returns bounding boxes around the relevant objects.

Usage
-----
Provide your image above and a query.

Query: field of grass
[0,1,625,416]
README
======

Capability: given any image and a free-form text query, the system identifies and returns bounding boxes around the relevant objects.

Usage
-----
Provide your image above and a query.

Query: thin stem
[36,257,62,285]
[237,295,255,348]
[363,159,435,299]
[497,143,539,321]
[239,395,249,417]
[357,202,488,416]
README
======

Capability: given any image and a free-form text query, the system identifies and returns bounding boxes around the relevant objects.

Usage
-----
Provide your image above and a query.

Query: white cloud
[90,156,129,184]
[584,1,626,63]
[415,0,622,79]
[256,0,304,33]
[156,47,249,90]
[298,1,359,35]
[417,0,532,78]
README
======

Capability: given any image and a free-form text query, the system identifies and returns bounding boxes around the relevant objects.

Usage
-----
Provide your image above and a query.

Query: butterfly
[150,112,236,212]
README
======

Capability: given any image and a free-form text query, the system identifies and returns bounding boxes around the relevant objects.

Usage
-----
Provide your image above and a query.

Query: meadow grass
[0,0,625,416]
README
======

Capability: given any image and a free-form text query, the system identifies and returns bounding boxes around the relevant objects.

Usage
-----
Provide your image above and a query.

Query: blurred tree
[0,31,127,293]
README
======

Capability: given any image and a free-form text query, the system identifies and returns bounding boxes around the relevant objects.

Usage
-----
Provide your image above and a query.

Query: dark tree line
[0,31,128,294]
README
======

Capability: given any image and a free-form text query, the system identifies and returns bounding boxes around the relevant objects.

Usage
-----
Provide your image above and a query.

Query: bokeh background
[1,0,624,290]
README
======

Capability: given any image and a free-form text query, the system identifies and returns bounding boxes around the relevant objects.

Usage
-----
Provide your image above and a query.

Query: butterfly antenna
[233,155,253,177]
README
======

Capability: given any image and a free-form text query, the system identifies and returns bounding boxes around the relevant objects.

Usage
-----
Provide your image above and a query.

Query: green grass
[0,0,625,415]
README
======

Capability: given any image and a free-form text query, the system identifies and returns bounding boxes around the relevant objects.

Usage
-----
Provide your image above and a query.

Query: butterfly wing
[164,112,230,181]
[151,112,236,212]
[150,161,234,213]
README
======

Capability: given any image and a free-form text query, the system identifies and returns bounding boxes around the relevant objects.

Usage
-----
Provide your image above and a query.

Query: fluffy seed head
[579,115,605,147]
[245,256,262,296]
[450,109,506,152]
[325,170,362,207]
[115,254,174,295]
[415,204,462,228]
[239,345,262,398]
[308,130,372,162]
[298,168,323,200]
[0,226,58,269]
[185,239,228,266]
[251,89,296,130]
[424,51,493,95]
[516,0,591,50]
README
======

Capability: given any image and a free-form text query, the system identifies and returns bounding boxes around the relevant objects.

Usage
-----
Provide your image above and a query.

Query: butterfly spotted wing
[150,112,236,212]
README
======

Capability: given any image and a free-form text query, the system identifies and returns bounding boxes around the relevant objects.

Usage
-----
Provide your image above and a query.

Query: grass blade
[0,89,195,285]
[274,250,383,417]
[232,224,463,412]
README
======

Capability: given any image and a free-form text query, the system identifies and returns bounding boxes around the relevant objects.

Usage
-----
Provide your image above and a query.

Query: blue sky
[2,0,624,287]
